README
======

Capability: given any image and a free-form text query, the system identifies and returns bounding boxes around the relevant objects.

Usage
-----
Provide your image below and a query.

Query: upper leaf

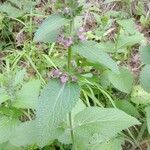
[36,79,80,147]
[72,41,119,73]
[108,68,134,93]
[34,14,68,43]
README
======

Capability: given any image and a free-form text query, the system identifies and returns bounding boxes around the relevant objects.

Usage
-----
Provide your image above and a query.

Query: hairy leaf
[72,41,119,73]
[108,68,134,93]
[34,14,68,43]
[13,80,41,109]
[73,107,140,149]
[36,79,80,147]
[0,116,19,144]
[10,120,36,146]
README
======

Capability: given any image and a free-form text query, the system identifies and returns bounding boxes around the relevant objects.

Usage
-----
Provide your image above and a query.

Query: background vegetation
[0,0,150,149]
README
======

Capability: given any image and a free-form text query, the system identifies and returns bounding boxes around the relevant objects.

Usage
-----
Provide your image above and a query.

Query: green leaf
[140,45,150,65]
[117,31,145,49]
[34,14,68,43]
[140,65,150,93]
[115,100,140,117]
[0,142,21,150]
[13,80,41,109]
[131,85,150,105]
[0,3,24,18]
[117,19,136,34]
[36,79,80,147]
[73,107,140,149]
[14,69,26,85]
[0,115,19,144]
[10,120,36,146]
[91,137,124,150]
[145,106,150,134]
[72,41,119,73]
[108,68,134,93]
[0,88,9,105]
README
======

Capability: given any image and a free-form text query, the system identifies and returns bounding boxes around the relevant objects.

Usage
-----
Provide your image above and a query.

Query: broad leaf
[140,65,150,93]
[72,41,119,73]
[10,120,36,146]
[73,107,140,149]
[0,3,24,18]
[131,85,150,105]
[145,106,150,134]
[140,45,150,65]
[108,68,134,93]
[0,142,21,150]
[36,79,80,147]
[115,100,140,117]
[13,80,41,109]
[0,115,19,144]
[117,32,145,49]
[117,19,136,34]
[34,14,68,43]
[91,137,124,150]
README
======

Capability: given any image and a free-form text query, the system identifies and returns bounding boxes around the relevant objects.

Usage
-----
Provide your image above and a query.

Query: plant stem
[68,47,72,72]
[69,112,77,150]
[68,18,76,149]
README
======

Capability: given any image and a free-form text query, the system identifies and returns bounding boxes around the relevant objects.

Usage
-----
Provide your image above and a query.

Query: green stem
[68,47,72,72]
[69,112,77,150]
[68,18,76,149]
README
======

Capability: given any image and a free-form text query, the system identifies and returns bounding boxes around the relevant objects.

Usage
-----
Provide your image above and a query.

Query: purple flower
[78,34,87,41]
[77,26,87,42]
[60,74,68,84]
[51,69,62,78]
[63,37,73,48]
[71,76,78,82]
[79,27,85,33]
[57,35,73,48]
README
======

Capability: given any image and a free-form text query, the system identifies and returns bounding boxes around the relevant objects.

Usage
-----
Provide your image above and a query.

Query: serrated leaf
[91,137,124,150]
[108,68,134,93]
[0,3,24,18]
[10,120,36,146]
[115,100,140,117]
[145,106,150,134]
[117,19,136,34]
[73,107,140,149]
[13,80,41,109]
[72,41,119,73]
[140,45,150,65]
[34,14,68,43]
[0,115,19,144]
[140,65,150,93]
[117,32,145,49]
[36,79,80,147]
[131,85,150,105]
